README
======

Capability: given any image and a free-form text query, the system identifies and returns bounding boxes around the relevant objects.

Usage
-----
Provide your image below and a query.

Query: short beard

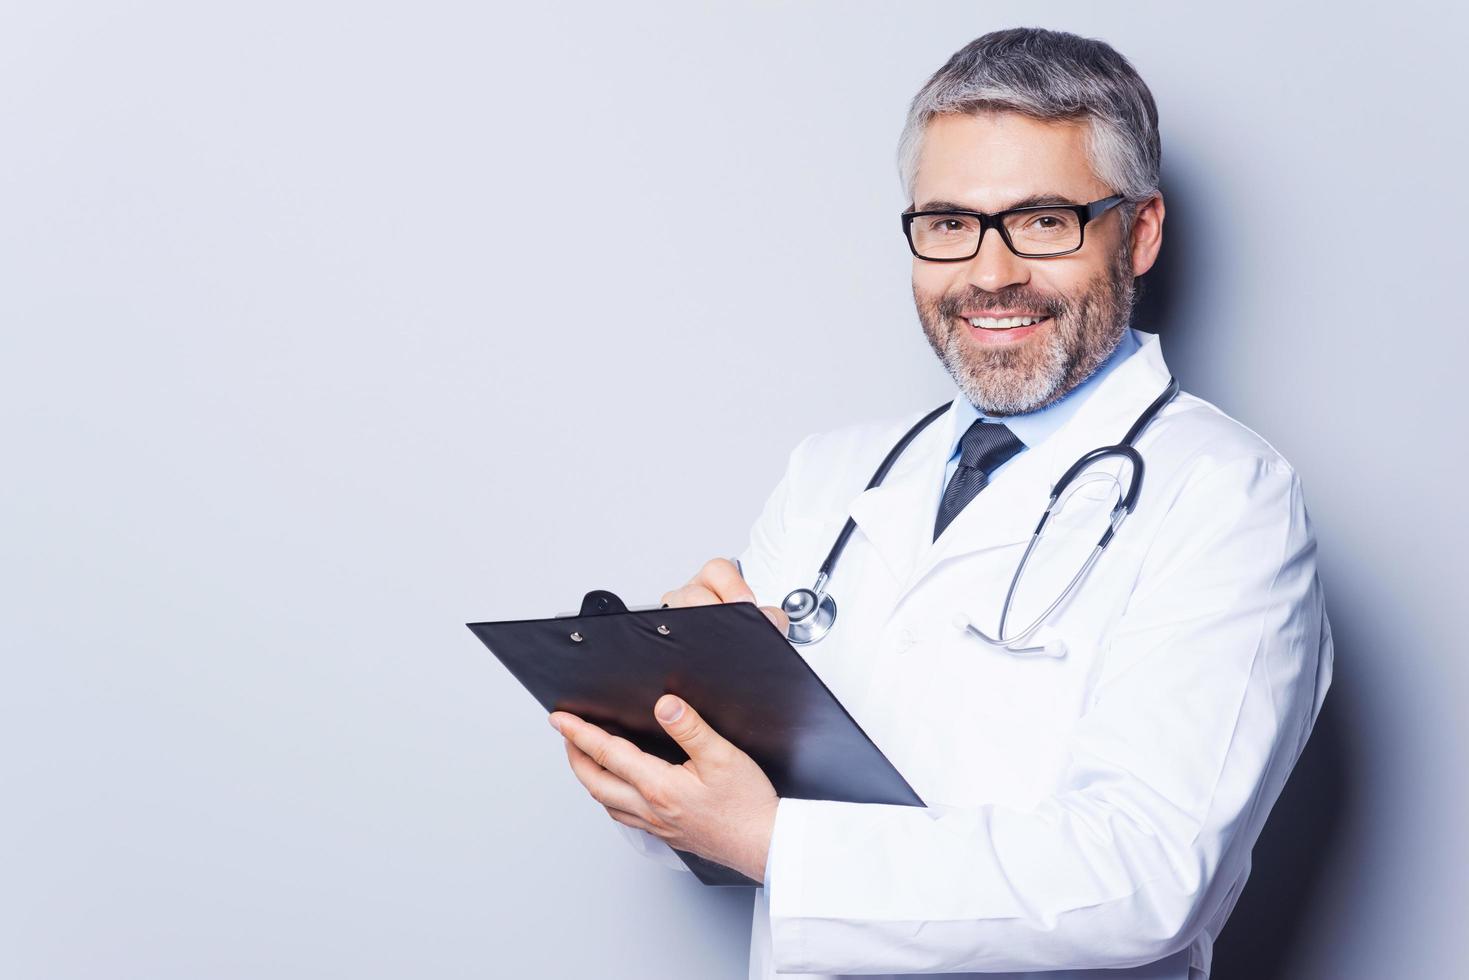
[913,237,1137,416]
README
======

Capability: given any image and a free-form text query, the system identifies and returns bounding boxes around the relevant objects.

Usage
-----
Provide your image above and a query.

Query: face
[909,111,1163,415]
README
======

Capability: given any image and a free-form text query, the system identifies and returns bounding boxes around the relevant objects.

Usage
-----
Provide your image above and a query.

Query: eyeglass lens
[910,209,1082,258]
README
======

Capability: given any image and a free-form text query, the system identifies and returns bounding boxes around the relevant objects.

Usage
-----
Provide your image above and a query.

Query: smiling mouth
[962,314,1052,331]
[950,313,1052,346]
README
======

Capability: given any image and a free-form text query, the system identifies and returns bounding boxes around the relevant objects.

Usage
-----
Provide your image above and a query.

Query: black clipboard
[467,589,924,886]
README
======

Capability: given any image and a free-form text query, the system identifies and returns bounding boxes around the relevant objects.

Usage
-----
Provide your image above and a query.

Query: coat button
[896,628,917,652]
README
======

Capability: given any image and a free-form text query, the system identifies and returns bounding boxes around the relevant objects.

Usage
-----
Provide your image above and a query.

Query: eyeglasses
[901,195,1125,260]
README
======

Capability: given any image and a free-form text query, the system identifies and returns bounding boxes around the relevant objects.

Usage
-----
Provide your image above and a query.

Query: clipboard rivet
[656,624,671,635]
[569,631,584,642]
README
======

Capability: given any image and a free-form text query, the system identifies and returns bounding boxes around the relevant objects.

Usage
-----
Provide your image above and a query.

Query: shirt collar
[946,327,1142,458]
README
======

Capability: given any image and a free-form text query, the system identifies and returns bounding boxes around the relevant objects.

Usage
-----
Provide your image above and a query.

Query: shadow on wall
[1130,161,1190,342]
[1210,694,1350,979]
[1134,163,1354,979]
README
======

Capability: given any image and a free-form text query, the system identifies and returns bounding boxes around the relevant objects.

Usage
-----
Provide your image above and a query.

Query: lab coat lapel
[843,397,958,590]
[914,432,1058,582]
[902,331,1176,601]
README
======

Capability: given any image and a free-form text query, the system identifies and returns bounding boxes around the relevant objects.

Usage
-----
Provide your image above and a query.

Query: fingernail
[548,714,562,733]
[656,697,684,723]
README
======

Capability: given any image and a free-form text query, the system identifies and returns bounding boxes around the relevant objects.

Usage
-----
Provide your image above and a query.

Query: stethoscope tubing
[782,376,1181,649]
[813,401,953,584]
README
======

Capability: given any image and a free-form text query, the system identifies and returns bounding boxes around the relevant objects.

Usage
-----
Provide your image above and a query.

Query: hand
[551,694,779,883]
[660,557,790,635]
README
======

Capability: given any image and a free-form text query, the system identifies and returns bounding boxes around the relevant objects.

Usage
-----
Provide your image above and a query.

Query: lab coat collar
[846,330,1175,602]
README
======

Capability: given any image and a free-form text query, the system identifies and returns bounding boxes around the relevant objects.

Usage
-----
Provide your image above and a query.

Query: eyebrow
[912,193,1080,212]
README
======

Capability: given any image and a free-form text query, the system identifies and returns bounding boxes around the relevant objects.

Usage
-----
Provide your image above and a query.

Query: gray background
[2,1,1463,977]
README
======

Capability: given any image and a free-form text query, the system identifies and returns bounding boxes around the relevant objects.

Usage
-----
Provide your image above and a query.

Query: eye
[1023,213,1067,230]
[924,214,976,234]
[1012,210,1077,236]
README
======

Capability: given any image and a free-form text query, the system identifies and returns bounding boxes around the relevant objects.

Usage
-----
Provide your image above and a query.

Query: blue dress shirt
[941,327,1142,492]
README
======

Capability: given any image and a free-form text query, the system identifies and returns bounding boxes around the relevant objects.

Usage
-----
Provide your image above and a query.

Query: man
[547,27,1332,980]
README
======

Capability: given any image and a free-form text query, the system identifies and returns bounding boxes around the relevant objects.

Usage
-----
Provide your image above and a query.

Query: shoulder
[790,406,937,468]
[1147,389,1300,484]
[781,401,950,502]
[1135,390,1315,554]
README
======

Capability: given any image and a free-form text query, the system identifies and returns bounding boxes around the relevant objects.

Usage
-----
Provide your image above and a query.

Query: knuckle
[598,736,633,769]
[591,743,612,769]
[675,725,702,746]
[610,734,636,755]
[640,775,673,812]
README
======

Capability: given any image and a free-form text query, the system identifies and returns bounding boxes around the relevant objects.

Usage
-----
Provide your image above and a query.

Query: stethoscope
[779,377,1180,656]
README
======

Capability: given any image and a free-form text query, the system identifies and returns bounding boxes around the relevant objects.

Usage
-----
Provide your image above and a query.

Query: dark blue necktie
[933,420,1025,541]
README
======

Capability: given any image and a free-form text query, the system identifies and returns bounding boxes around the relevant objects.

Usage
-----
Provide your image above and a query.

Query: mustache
[937,289,1067,319]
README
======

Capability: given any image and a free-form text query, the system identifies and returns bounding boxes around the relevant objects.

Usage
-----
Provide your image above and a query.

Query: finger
[658,583,721,609]
[654,695,732,765]
[602,804,666,836]
[759,604,790,634]
[550,712,670,790]
[564,738,658,822]
[690,557,756,605]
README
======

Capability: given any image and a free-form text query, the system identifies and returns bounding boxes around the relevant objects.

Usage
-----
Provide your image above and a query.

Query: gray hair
[897,28,1161,221]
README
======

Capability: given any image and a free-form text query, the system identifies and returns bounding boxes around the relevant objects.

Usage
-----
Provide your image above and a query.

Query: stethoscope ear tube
[952,612,1067,658]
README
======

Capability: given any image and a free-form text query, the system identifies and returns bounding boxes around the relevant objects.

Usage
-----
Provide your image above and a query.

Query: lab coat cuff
[763,795,809,968]
[613,823,689,873]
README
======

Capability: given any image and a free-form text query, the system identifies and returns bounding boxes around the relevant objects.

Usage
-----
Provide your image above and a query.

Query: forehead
[912,111,1105,210]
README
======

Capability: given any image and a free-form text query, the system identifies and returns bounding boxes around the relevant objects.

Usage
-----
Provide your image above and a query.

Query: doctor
[548,27,1332,980]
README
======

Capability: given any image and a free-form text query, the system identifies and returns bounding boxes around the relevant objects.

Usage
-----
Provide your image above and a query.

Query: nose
[964,225,1030,292]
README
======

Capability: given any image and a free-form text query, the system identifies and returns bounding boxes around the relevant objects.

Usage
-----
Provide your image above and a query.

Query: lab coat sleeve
[613,435,810,874]
[763,455,1335,974]
[613,823,693,872]
[736,433,814,611]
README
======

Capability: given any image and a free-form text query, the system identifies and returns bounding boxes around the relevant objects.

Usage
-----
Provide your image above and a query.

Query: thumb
[759,604,790,635]
[654,694,729,763]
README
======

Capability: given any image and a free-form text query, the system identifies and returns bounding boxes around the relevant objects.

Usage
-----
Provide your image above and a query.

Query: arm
[763,456,1335,974]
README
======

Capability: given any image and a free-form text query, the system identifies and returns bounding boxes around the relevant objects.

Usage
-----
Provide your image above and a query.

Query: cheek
[912,263,959,305]
[1032,263,1096,305]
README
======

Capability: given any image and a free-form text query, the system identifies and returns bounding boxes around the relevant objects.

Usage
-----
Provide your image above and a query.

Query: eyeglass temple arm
[1086,195,1127,221]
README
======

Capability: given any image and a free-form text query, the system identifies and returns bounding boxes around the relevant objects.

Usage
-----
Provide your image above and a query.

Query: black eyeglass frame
[900,194,1127,261]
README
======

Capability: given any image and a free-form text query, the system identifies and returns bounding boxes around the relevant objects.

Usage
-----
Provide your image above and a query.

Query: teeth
[967,315,1045,329]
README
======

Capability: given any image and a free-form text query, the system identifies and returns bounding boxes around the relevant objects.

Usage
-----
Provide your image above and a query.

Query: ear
[1128,193,1165,278]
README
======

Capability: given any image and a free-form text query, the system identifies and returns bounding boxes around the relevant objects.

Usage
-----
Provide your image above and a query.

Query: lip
[955,313,1050,345]
[958,309,1049,319]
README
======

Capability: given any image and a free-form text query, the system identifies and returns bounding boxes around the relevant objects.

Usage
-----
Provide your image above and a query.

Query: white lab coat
[618,329,1333,979]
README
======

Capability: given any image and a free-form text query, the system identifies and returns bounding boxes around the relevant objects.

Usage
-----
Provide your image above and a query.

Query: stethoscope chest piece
[782,586,837,645]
